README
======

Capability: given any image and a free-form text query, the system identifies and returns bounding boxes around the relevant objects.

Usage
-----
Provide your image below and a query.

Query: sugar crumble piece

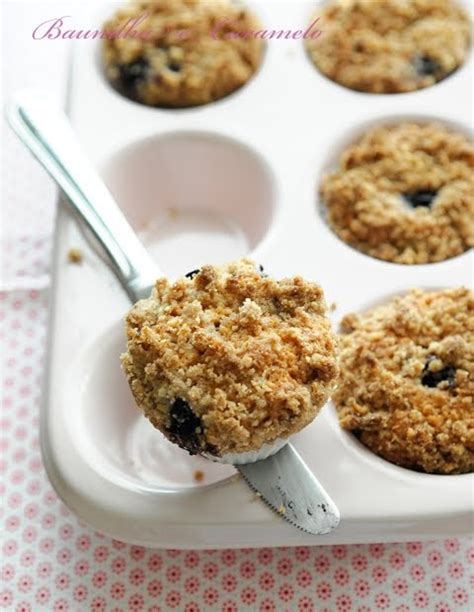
[193,470,204,483]
[67,248,83,264]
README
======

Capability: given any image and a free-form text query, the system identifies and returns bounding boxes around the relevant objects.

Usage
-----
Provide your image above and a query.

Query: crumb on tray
[193,470,205,483]
[67,248,83,264]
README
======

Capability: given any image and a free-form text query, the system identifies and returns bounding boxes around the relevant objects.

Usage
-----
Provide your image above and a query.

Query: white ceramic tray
[42,1,474,548]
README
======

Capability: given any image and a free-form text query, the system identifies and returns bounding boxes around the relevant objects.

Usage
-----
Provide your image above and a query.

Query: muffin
[320,122,474,264]
[305,0,471,94]
[334,287,474,474]
[102,0,264,107]
[121,260,338,463]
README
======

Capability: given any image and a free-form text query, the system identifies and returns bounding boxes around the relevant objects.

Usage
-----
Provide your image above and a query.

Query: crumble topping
[321,122,474,264]
[334,287,474,474]
[102,0,264,107]
[122,259,338,456]
[305,0,471,94]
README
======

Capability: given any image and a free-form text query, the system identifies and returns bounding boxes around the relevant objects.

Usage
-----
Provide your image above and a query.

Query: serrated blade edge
[237,443,340,535]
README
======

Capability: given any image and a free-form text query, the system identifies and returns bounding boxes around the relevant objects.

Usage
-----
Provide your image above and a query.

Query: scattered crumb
[193,470,204,483]
[167,207,179,219]
[67,248,83,264]
[329,302,337,312]
[254,491,262,500]
[277,505,286,515]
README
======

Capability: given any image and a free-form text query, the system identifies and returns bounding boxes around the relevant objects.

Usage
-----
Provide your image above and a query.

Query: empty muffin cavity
[101,131,276,277]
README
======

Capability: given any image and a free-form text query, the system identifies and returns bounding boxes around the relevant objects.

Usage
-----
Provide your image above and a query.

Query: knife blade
[8,92,340,537]
[237,443,340,535]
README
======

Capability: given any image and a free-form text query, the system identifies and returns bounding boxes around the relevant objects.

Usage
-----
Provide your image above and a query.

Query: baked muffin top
[321,122,474,264]
[305,0,471,94]
[334,287,474,474]
[122,259,338,456]
[102,0,263,107]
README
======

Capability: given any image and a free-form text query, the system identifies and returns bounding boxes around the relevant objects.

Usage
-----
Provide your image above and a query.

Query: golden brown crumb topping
[321,122,474,264]
[122,259,338,456]
[193,470,204,482]
[306,0,471,94]
[102,0,263,107]
[67,248,83,264]
[334,287,474,474]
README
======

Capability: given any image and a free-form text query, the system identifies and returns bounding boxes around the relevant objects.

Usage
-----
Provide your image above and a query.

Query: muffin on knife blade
[121,259,338,464]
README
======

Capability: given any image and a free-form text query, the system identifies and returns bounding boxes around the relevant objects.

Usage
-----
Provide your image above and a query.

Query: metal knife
[7,91,340,536]
[238,444,339,534]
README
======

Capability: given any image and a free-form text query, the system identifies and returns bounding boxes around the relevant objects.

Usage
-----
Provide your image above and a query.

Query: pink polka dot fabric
[0,295,473,612]
[1,228,473,612]
[1,3,473,610]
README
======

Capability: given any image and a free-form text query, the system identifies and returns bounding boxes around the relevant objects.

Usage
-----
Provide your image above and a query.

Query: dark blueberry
[403,190,438,209]
[118,58,149,94]
[185,269,200,279]
[421,356,456,390]
[167,62,181,73]
[166,398,203,454]
[413,55,440,77]
[258,264,268,278]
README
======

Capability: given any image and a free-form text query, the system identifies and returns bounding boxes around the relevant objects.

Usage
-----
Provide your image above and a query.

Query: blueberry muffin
[334,287,474,474]
[121,260,338,463]
[321,122,474,264]
[102,0,264,107]
[305,0,471,93]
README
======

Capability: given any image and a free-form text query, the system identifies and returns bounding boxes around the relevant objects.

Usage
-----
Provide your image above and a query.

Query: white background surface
[1,1,473,610]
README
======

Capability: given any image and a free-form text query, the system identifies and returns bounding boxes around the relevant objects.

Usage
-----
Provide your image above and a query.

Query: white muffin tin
[43,1,473,548]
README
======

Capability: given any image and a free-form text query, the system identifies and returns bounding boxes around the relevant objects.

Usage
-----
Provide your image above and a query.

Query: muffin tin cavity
[331,286,473,476]
[101,132,276,277]
[67,319,235,492]
[304,0,472,94]
[317,117,474,265]
[101,0,265,108]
